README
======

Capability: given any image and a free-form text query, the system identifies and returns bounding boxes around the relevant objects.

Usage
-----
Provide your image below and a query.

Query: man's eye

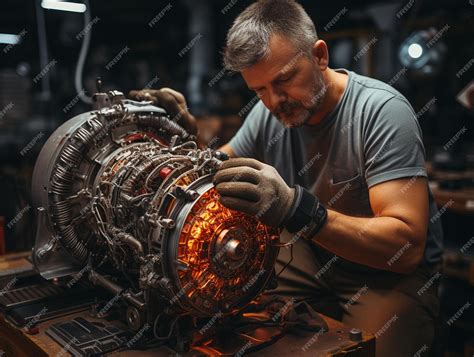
[278,75,292,83]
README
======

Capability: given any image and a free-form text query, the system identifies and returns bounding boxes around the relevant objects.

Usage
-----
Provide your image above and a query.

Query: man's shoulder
[229,99,286,160]
[347,71,415,117]
[350,71,402,99]
[246,100,270,120]
[245,100,284,134]
[351,71,413,105]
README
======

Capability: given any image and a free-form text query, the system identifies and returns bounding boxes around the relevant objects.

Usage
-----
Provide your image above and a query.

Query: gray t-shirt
[228,69,443,265]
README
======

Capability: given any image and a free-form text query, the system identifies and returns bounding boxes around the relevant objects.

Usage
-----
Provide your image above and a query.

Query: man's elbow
[393,233,426,274]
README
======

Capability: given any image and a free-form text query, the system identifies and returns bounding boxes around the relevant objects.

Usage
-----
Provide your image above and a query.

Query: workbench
[0,254,375,356]
[0,310,375,356]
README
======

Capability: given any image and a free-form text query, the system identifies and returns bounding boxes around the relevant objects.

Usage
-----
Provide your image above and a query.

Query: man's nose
[268,87,286,112]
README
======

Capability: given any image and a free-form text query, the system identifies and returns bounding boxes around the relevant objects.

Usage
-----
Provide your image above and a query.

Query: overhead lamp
[41,0,86,13]
[0,33,21,45]
[398,29,447,76]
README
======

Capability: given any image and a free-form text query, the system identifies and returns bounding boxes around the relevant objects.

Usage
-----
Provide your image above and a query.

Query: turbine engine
[31,90,280,341]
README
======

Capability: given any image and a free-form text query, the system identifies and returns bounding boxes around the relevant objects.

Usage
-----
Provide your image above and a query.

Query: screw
[349,328,362,342]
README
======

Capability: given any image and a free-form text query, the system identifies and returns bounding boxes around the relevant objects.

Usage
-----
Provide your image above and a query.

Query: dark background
[0,0,473,354]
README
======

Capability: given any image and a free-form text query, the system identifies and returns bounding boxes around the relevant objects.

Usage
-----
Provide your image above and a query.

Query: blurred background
[0,0,473,354]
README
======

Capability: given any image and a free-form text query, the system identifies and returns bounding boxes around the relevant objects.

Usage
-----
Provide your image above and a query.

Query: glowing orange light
[175,188,279,315]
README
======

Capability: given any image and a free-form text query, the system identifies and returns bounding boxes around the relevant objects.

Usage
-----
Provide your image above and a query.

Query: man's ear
[311,40,329,71]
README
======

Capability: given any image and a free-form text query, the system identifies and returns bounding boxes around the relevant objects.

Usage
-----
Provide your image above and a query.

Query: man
[130,1,443,355]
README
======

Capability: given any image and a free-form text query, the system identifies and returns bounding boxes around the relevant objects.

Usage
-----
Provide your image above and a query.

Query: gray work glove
[128,87,198,135]
[213,158,296,227]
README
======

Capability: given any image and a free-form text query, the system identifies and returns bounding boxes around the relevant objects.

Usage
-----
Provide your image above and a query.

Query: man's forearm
[310,209,425,274]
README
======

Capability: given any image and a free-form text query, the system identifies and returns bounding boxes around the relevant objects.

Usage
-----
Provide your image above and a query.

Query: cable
[153,314,180,341]
[75,0,93,104]
[34,0,51,100]
[276,243,293,277]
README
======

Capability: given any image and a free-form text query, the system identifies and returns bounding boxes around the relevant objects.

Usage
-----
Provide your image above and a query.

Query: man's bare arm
[312,177,429,274]
[217,143,236,158]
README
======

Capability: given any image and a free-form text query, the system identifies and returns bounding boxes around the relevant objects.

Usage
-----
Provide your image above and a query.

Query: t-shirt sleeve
[227,101,266,159]
[364,95,427,188]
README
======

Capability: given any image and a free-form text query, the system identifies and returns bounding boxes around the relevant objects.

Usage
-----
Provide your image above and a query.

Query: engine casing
[31,91,280,333]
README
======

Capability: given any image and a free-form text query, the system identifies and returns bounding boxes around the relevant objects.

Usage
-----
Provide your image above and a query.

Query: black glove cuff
[284,185,303,225]
[285,185,323,233]
[306,200,328,238]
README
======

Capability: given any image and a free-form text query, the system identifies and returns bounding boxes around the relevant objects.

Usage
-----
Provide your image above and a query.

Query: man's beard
[274,71,327,128]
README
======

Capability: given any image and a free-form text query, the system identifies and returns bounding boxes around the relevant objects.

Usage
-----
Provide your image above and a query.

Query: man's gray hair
[223,0,318,72]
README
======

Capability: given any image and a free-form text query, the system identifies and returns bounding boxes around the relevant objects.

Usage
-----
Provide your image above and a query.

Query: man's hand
[128,87,198,135]
[213,158,296,227]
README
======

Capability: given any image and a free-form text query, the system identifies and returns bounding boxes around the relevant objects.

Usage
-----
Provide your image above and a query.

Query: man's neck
[306,68,348,126]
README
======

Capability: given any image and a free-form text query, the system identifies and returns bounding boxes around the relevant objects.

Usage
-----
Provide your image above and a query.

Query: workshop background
[0,0,473,355]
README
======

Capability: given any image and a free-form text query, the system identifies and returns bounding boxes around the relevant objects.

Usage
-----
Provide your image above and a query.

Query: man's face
[241,35,328,128]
